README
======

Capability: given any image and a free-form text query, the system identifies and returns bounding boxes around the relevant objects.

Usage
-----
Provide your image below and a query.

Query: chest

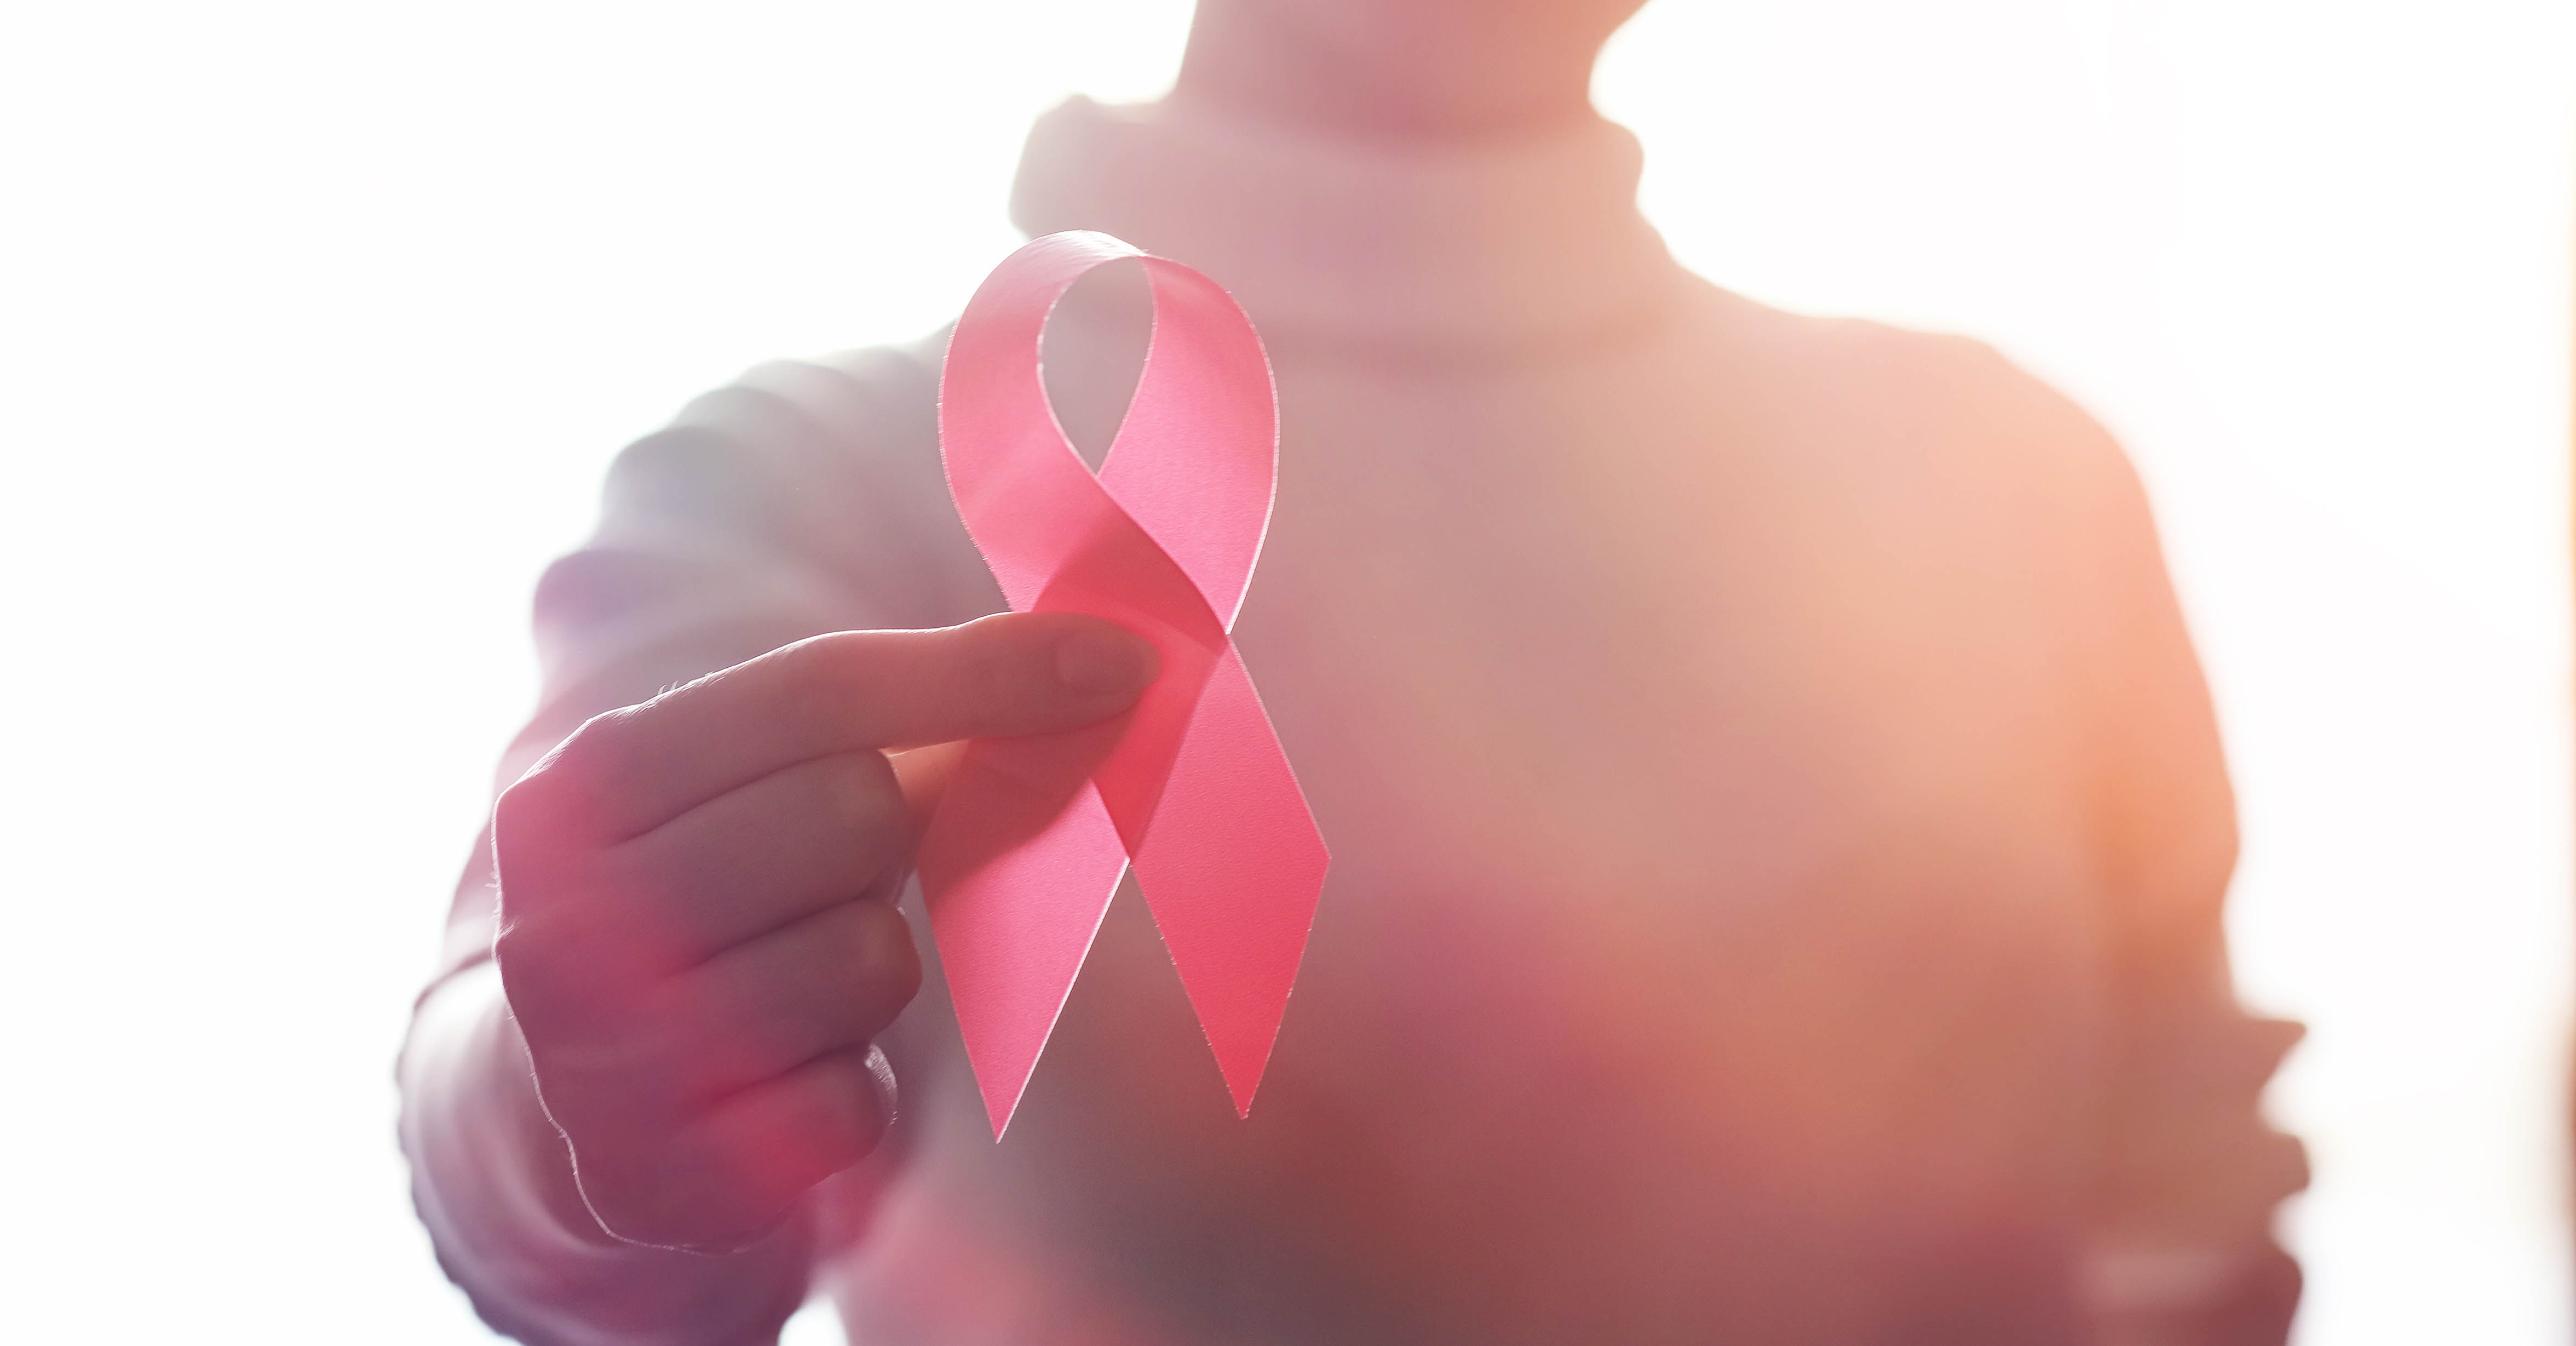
[1241,349,2097,930]
[978,341,2112,1188]
[907,328,2125,1343]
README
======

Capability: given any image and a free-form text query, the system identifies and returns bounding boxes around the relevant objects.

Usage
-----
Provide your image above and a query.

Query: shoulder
[577,331,998,632]
[599,335,944,541]
[1700,282,2131,493]
[526,331,999,741]
[1683,282,2155,577]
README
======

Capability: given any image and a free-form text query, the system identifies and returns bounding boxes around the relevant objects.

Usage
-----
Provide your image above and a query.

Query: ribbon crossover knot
[917,231,1330,1137]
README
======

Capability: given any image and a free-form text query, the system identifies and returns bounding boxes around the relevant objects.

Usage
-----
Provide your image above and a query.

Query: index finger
[512,612,1157,840]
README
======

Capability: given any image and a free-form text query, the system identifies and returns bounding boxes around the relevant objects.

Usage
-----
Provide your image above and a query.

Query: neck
[1166,0,1606,142]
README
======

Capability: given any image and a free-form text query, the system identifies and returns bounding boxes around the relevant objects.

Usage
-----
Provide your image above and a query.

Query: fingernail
[1054,624,1158,696]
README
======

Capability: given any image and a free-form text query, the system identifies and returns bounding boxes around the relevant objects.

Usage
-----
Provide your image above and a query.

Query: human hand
[489,613,1157,1250]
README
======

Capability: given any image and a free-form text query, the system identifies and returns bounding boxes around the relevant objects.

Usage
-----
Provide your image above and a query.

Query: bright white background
[1,2,2567,1342]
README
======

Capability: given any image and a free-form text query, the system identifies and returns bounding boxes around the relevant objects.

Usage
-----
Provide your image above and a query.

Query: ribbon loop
[919,232,1330,1136]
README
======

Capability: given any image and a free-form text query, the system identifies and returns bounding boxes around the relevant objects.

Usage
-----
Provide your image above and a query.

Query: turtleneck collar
[1008,95,1684,354]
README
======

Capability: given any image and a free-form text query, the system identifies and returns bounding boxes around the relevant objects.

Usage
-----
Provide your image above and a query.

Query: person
[398,0,2309,1341]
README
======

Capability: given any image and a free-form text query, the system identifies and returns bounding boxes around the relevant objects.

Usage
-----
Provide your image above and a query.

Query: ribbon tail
[919,737,1131,1137]
[1126,646,1330,1116]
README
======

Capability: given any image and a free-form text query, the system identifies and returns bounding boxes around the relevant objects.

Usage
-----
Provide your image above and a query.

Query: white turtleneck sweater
[401,96,2304,1346]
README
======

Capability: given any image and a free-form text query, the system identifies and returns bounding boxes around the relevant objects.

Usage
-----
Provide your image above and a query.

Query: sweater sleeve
[1956,345,2307,1345]
[396,338,1001,1344]
[2071,437,2307,1345]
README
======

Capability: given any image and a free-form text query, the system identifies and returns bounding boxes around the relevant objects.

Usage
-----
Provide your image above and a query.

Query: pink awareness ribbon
[917,231,1330,1137]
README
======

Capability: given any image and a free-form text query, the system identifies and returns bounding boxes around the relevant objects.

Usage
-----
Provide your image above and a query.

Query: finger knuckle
[496,707,645,846]
[490,830,574,929]
[490,912,561,988]
[769,633,842,710]
[779,632,894,742]
[492,901,602,1010]
[553,705,642,780]
[490,774,559,869]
